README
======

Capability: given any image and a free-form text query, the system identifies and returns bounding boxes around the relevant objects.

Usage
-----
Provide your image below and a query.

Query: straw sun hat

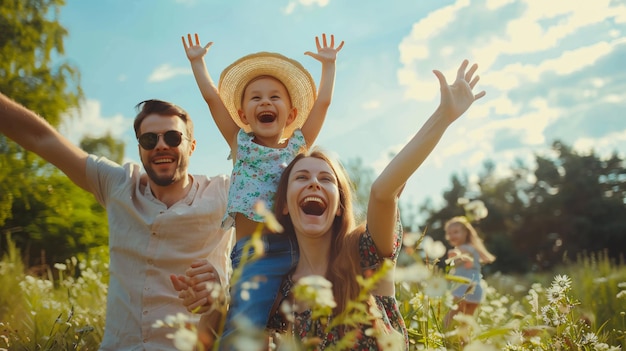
[218,52,316,139]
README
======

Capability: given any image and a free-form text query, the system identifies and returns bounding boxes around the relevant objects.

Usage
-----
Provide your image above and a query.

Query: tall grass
[0,237,108,350]
[486,250,626,349]
[1,235,624,350]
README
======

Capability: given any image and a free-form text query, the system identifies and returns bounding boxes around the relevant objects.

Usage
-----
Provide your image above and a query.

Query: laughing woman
[267,60,486,350]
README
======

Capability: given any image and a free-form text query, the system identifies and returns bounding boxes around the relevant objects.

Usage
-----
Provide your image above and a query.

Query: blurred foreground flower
[253,200,283,233]
[293,275,337,313]
[168,328,197,351]
[153,313,199,351]
[424,276,448,298]
[395,263,431,283]
[421,236,446,260]
[462,199,488,221]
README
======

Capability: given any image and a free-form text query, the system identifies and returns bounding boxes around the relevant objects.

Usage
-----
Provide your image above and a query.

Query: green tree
[475,159,531,273]
[514,141,626,269]
[418,173,470,241]
[1,0,82,226]
[0,0,111,266]
[344,157,375,224]
[80,133,125,165]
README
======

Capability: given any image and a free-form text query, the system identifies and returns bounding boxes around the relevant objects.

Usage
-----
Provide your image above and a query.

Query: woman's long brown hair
[273,148,363,314]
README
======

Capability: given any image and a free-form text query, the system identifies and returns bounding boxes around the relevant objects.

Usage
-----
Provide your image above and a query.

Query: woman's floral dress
[267,217,409,350]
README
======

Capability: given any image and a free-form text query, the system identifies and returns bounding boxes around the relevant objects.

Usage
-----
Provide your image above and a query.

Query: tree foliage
[344,157,375,224]
[1,0,111,267]
[80,133,125,165]
[0,0,81,126]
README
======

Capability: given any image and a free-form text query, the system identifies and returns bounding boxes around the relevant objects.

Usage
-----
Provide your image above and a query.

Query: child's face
[238,76,296,140]
[445,223,467,247]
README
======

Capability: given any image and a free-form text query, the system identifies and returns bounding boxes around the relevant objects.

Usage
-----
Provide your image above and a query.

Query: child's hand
[305,33,344,64]
[433,60,486,124]
[447,248,459,258]
[181,33,213,62]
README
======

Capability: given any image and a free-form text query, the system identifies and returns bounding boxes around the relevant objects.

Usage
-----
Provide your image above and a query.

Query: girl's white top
[222,129,306,227]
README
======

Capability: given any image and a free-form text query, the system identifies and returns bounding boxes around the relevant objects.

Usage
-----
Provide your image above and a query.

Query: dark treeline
[411,140,626,274]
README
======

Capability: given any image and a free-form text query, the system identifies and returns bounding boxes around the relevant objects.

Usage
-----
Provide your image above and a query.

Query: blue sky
[57,0,626,217]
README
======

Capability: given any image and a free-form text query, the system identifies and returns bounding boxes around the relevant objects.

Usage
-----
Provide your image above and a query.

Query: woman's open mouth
[300,196,327,216]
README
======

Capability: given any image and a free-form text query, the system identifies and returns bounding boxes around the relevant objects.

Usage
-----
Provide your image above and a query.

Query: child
[181,33,344,346]
[444,216,496,326]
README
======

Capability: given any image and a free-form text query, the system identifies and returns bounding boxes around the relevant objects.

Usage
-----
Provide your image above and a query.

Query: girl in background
[444,216,496,326]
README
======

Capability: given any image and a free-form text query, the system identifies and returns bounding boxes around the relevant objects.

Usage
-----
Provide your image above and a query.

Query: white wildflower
[552,274,572,290]
[530,336,542,345]
[395,263,431,283]
[294,275,336,310]
[164,313,190,328]
[375,328,405,350]
[279,301,294,323]
[424,276,447,298]
[152,319,166,328]
[463,341,498,351]
[508,329,525,345]
[581,332,599,346]
[402,231,422,247]
[240,289,250,301]
[421,236,446,259]
[464,200,488,220]
[167,328,197,351]
[546,285,565,303]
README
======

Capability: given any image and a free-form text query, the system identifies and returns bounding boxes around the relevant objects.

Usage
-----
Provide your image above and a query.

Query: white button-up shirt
[86,155,234,351]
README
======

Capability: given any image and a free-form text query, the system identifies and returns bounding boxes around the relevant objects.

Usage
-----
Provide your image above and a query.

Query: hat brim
[218,52,316,139]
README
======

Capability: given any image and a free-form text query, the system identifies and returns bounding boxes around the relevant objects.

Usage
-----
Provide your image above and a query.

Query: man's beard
[142,157,188,187]
[145,167,176,186]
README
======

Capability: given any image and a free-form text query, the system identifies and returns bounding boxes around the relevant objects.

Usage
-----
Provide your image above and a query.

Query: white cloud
[573,130,626,158]
[604,94,625,104]
[362,100,380,110]
[148,64,191,82]
[485,0,515,10]
[398,0,469,64]
[299,0,329,6]
[283,0,329,14]
[399,0,626,102]
[392,0,626,208]
[60,99,132,145]
[538,41,613,76]
[283,2,297,15]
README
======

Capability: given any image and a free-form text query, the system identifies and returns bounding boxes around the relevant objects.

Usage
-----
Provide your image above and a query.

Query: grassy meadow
[0,236,624,350]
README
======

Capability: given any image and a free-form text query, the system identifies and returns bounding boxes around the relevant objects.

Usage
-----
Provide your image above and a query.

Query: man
[0,93,233,350]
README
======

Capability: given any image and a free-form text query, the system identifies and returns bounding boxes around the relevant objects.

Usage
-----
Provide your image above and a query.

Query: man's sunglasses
[137,130,187,150]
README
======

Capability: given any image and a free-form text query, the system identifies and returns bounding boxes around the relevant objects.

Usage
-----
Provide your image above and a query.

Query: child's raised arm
[182,33,239,148]
[301,33,344,146]
[367,59,486,257]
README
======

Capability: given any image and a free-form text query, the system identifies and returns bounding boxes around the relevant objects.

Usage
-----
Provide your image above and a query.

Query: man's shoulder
[193,173,229,183]
[193,173,231,192]
[86,155,143,184]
